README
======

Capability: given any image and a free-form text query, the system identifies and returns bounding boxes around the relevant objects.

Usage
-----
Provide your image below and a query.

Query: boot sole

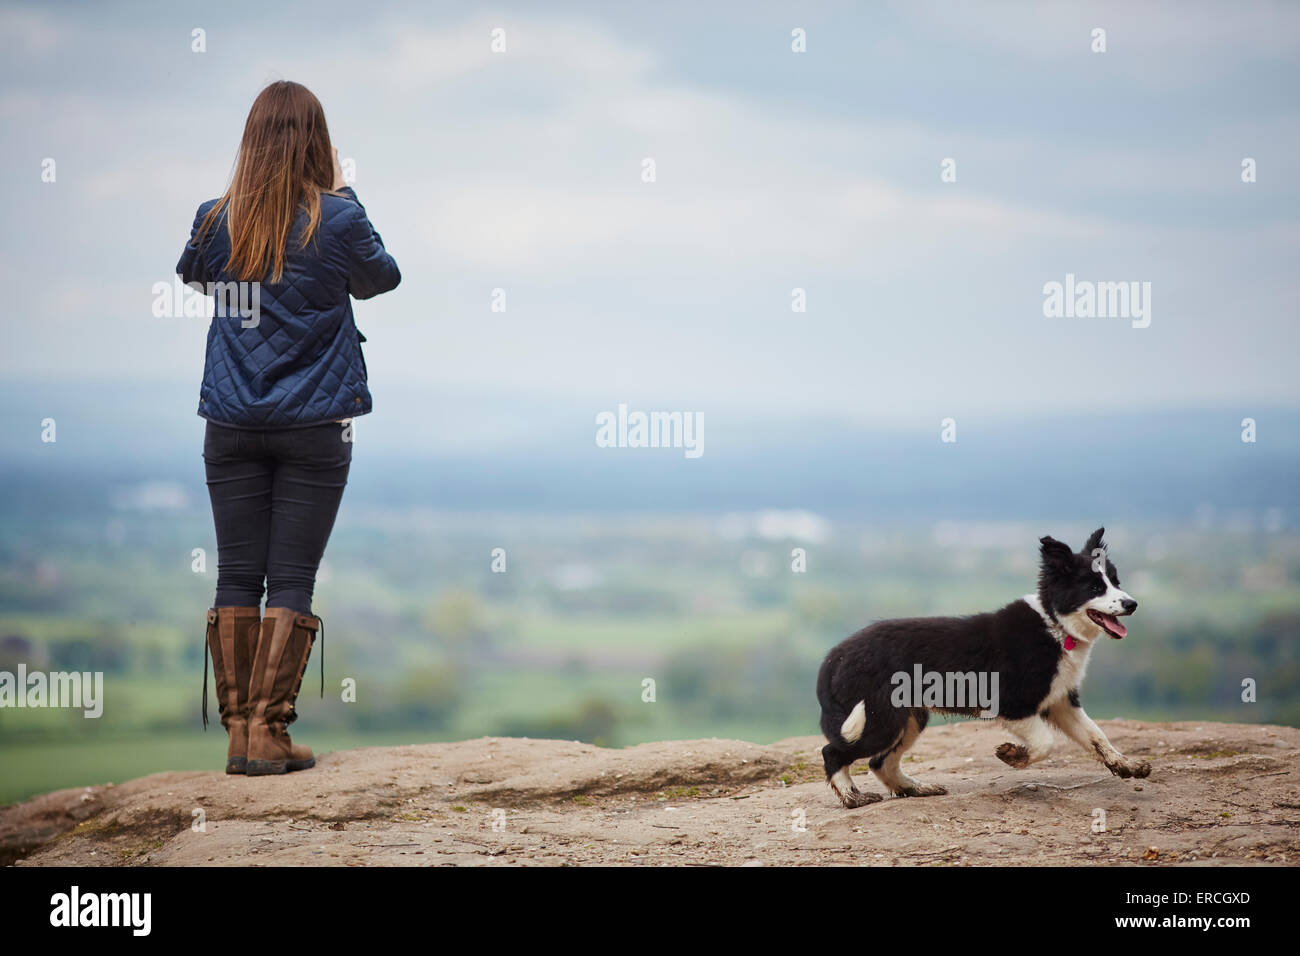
[226,756,247,775]
[246,756,316,776]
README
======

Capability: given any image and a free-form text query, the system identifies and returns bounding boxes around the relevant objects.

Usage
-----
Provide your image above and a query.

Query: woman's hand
[331,147,346,190]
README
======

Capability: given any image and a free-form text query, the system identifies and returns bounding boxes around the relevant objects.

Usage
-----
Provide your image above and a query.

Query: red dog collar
[1063,634,1077,651]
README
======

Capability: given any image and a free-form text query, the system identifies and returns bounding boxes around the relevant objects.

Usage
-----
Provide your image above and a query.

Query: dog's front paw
[996,742,1030,769]
[1106,757,1151,779]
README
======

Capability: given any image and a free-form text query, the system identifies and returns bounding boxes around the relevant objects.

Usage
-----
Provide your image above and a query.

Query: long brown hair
[196,81,335,283]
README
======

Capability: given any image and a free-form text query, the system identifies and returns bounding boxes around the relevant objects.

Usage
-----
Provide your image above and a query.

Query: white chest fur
[1023,593,1095,706]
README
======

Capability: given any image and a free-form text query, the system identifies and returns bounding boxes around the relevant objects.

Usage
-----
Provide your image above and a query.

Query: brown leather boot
[202,606,261,774]
[246,607,322,775]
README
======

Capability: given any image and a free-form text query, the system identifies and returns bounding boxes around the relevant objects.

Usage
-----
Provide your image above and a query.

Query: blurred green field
[3,513,1298,807]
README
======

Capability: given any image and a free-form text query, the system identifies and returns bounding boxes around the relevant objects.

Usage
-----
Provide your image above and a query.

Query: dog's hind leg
[870,715,947,797]
[823,744,883,808]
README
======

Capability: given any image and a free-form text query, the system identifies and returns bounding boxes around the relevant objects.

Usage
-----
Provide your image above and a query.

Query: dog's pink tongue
[1105,616,1128,638]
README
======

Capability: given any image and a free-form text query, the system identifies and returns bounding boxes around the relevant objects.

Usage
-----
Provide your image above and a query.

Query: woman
[178,81,400,776]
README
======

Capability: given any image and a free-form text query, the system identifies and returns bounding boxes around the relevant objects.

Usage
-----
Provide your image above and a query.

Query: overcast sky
[2,0,1298,427]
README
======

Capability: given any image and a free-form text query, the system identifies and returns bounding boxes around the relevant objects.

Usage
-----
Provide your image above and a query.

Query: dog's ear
[1038,536,1076,616]
[1039,535,1076,574]
[1084,527,1106,556]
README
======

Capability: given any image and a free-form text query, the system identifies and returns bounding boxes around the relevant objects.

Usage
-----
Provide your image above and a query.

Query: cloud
[902,0,1300,67]
[0,2,1295,421]
[0,6,61,56]
[243,17,1108,277]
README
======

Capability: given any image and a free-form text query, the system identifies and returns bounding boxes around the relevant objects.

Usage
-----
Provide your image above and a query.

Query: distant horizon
[3,380,1295,523]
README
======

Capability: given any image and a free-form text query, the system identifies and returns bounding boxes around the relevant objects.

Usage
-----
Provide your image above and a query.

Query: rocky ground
[3,719,1297,866]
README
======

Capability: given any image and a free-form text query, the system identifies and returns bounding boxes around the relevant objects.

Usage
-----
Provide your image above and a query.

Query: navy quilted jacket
[177,186,400,428]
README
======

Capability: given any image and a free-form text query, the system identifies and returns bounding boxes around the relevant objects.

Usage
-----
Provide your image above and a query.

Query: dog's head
[1038,527,1137,641]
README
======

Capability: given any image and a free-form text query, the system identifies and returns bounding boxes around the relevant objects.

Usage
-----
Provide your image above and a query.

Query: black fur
[866,729,907,770]
[817,600,1059,777]
[816,527,1136,804]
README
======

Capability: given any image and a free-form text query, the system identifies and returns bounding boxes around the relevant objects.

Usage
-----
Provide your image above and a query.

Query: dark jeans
[202,421,352,614]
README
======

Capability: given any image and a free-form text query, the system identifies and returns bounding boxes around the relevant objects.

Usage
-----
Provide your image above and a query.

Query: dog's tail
[817,649,865,745]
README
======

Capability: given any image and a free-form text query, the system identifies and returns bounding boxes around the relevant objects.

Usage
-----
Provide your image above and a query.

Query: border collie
[816,527,1150,807]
